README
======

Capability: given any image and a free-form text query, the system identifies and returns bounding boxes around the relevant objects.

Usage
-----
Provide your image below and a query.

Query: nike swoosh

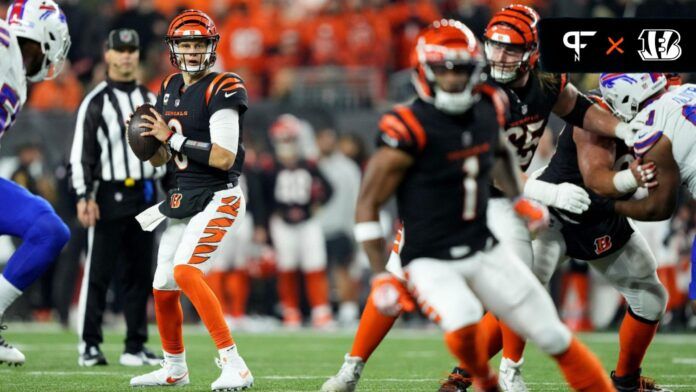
[239,370,250,378]
[166,372,188,384]
[225,91,237,98]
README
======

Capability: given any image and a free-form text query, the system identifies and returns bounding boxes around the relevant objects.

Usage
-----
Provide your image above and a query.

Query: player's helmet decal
[599,73,666,122]
[411,19,486,114]
[7,0,71,82]
[484,4,539,83]
[165,9,219,73]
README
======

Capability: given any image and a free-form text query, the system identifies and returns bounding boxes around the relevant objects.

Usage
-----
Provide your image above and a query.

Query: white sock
[0,275,22,320]
[163,350,186,367]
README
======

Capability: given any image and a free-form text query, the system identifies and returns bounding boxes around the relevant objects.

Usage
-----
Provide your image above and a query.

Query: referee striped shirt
[69,78,164,198]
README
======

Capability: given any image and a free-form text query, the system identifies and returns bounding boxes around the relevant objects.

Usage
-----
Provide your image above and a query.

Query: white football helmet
[6,0,71,82]
[598,73,667,122]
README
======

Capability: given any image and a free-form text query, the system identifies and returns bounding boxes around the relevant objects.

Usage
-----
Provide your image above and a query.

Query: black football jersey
[155,72,248,190]
[499,71,568,171]
[538,121,634,260]
[377,84,508,264]
[262,160,333,224]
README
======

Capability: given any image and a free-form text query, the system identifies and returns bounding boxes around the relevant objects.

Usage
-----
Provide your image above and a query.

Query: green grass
[1,324,695,391]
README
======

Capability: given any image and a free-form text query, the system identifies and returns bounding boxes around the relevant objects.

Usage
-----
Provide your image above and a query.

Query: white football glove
[614,118,649,148]
[524,179,590,214]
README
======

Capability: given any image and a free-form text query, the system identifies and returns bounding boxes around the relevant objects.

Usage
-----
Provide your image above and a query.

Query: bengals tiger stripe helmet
[165,9,219,73]
[411,19,486,114]
[484,4,539,83]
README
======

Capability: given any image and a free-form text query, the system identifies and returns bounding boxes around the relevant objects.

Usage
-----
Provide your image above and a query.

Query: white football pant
[270,216,327,272]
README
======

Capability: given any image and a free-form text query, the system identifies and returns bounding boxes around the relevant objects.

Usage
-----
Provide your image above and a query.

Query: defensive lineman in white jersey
[0,0,71,365]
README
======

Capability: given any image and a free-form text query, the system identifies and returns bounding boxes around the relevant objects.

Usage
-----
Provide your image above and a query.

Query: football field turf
[1,325,695,391]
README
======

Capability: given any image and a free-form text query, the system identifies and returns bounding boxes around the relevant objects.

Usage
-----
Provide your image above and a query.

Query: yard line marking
[673,358,696,365]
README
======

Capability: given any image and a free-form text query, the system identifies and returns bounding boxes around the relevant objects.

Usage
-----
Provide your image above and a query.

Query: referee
[69,29,163,367]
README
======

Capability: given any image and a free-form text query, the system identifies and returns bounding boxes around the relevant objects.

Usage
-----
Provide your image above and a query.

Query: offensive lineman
[530,88,669,392]
[0,0,71,366]
[129,9,253,390]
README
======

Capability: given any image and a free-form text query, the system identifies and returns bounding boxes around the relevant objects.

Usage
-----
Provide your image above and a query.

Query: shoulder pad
[205,72,245,105]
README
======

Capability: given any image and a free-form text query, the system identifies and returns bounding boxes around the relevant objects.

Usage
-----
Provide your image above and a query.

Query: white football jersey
[633,83,696,196]
[0,18,27,142]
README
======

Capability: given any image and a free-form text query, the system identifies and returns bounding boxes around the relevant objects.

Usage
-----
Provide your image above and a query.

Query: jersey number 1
[462,156,479,220]
[168,119,188,170]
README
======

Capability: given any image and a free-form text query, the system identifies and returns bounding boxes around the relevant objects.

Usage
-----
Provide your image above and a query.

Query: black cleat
[78,345,108,367]
[611,368,671,392]
[439,366,473,392]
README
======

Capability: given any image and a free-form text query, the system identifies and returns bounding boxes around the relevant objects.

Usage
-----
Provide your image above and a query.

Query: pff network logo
[562,29,682,62]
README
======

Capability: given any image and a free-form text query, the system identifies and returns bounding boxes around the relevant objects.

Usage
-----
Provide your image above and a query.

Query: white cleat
[0,326,25,366]
[129,359,189,387]
[499,357,528,392]
[320,354,365,392]
[120,348,162,367]
[211,356,254,391]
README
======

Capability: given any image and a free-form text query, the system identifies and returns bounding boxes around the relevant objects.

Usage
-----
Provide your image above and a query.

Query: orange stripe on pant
[188,196,240,265]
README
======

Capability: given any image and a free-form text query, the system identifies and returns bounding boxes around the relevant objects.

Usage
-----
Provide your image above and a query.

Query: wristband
[168,133,187,152]
[354,221,384,242]
[612,169,638,194]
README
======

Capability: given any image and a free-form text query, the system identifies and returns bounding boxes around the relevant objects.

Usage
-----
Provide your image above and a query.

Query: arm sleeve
[209,108,240,154]
[69,93,102,198]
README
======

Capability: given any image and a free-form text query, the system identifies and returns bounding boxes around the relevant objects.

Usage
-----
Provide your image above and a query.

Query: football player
[323,5,645,391]
[328,19,614,392]
[129,9,253,390]
[531,88,669,392]
[261,114,334,328]
[0,0,71,366]
[600,72,696,357]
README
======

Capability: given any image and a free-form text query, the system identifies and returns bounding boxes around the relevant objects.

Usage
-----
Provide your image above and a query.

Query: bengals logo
[170,193,183,209]
[638,29,682,61]
[593,235,612,255]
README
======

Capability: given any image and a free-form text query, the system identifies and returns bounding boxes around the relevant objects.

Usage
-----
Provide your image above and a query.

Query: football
[126,104,162,161]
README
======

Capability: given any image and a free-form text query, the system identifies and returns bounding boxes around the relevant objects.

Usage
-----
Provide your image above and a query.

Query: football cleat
[78,344,108,367]
[0,325,25,366]
[611,368,672,392]
[211,355,254,391]
[498,357,528,392]
[129,358,189,387]
[438,366,472,392]
[120,347,162,366]
[320,354,365,392]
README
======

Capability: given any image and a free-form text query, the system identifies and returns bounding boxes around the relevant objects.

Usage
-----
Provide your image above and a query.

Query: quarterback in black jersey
[130,9,253,391]
[534,92,670,392]
[323,20,614,392]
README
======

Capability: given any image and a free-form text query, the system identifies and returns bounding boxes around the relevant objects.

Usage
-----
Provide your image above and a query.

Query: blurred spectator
[343,0,392,69]
[316,127,362,326]
[111,0,168,56]
[27,62,84,112]
[338,133,368,170]
[442,0,492,38]
[304,1,347,66]
[385,0,440,70]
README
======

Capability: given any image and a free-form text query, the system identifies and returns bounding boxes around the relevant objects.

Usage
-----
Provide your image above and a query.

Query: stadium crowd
[1,0,696,337]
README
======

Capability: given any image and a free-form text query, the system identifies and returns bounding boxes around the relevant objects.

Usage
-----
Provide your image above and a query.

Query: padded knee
[624,279,668,321]
[528,321,572,355]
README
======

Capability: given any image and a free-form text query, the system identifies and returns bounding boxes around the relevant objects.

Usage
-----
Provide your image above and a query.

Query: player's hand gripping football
[513,197,549,233]
[370,272,416,317]
[140,108,173,143]
[629,158,658,189]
